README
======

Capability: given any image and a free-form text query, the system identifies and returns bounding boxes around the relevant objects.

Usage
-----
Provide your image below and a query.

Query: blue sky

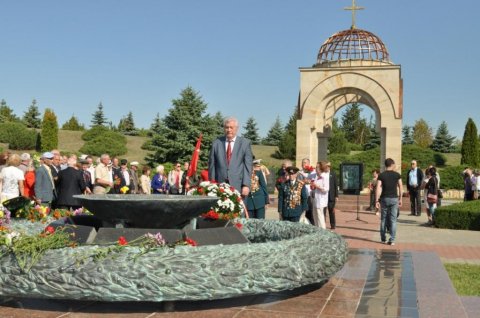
[1,0,479,139]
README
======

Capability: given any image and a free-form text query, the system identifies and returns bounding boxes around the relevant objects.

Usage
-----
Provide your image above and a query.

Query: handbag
[427,193,438,204]
[437,189,443,199]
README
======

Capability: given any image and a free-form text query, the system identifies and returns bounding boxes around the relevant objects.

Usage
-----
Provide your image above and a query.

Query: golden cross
[344,0,364,29]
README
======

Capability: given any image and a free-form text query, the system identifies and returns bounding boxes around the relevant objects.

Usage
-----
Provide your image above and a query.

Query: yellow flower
[120,186,129,194]
[0,210,4,218]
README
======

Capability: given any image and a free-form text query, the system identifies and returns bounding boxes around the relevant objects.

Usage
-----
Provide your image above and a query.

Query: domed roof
[316,28,390,66]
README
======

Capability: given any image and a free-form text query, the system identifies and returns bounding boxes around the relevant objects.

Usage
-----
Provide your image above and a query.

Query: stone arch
[297,65,403,171]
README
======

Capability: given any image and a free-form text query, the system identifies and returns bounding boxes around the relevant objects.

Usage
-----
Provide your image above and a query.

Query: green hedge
[0,122,37,150]
[81,126,126,143]
[402,144,446,167]
[79,135,127,157]
[435,200,480,230]
[438,166,465,190]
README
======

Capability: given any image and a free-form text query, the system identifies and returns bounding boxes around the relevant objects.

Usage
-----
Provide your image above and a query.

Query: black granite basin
[73,194,217,229]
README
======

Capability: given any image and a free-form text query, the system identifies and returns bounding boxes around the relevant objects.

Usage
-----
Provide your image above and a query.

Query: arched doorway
[296,28,403,171]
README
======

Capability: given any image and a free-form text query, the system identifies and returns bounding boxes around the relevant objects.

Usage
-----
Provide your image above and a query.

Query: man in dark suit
[208,117,253,196]
[56,157,86,210]
[406,160,424,216]
[34,152,56,206]
[323,161,339,229]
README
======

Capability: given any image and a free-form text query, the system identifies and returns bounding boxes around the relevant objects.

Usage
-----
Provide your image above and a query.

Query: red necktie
[226,140,232,165]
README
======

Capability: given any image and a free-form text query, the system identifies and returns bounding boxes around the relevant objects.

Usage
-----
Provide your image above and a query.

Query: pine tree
[262,116,284,146]
[91,102,107,127]
[22,99,41,128]
[62,115,85,131]
[364,121,380,150]
[461,118,480,167]
[402,125,414,145]
[431,121,455,153]
[40,108,59,151]
[275,108,297,159]
[118,111,137,135]
[145,86,222,167]
[412,119,433,148]
[148,113,162,137]
[340,103,363,143]
[242,117,260,144]
[0,99,19,123]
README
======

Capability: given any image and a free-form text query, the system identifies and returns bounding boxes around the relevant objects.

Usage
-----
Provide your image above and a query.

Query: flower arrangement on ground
[0,205,11,229]
[187,181,245,220]
[13,202,90,223]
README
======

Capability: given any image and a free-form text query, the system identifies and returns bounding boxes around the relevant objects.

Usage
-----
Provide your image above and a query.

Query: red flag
[187,134,202,177]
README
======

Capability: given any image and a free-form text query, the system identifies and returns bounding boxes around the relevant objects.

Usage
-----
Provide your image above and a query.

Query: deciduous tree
[412,119,433,148]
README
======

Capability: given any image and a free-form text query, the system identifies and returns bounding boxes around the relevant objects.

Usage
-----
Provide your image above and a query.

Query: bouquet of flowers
[0,205,11,229]
[303,165,315,173]
[188,181,245,220]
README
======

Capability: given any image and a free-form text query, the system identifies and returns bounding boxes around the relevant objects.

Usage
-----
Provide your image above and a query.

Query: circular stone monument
[0,218,348,301]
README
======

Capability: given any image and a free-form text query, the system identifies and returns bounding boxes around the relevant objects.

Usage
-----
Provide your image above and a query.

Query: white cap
[20,153,31,161]
[130,161,139,166]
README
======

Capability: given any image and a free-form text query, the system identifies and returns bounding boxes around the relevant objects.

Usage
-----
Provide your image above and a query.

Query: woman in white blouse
[310,161,329,229]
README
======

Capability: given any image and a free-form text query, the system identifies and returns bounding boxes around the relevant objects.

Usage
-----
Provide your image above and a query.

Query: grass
[443,153,461,166]
[444,263,480,296]
[251,145,284,168]
[58,130,85,153]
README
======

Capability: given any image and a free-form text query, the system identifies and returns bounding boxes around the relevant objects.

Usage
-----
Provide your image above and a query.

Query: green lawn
[251,144,284,168]
[444,263,480,296]
[443,153,461,166]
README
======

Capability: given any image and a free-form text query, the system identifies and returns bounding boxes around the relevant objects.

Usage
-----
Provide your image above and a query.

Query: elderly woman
[0,154,25,202]
[151,165,169,194]
[310,161,330,229]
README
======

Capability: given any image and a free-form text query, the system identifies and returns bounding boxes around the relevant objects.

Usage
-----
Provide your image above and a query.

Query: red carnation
[45,226,55,234]
[234,222,243,230]
[197,187,204,194]
[118,236,128,246]
[185,237,197,246]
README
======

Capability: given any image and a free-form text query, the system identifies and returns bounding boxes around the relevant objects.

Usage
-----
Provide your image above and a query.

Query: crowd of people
[0,150,199,211]
[275,158,338,230]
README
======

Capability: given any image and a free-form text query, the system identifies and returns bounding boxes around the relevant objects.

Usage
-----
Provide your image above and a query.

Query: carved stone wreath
[0,219,348,301]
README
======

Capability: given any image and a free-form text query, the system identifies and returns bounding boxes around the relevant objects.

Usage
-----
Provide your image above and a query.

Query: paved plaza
[1,195,480,317]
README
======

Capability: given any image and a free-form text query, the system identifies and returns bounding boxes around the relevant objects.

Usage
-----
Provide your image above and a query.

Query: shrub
[402,144,446,167]
[79,135,127,157]
[9,129,37,150]
[438,166,465,190]
[81,126,110,141]
[82,126,126,143]
[0,122,37,150]
[0,122,27,143]
[435,200,480,230]
[348,142,363,151]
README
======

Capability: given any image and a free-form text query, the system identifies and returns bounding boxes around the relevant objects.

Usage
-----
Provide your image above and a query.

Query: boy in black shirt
[375,158,403,245]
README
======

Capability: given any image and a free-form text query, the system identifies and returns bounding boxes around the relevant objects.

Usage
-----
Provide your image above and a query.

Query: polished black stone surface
[73,194,218,229]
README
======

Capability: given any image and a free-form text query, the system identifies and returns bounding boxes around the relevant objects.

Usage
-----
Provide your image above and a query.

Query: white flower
[5,231,20,246]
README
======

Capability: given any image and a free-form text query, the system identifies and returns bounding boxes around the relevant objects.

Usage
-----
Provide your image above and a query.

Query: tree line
[2,92,479,168]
